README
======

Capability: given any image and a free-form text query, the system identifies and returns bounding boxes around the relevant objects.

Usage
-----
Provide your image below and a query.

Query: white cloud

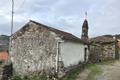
[0,0,119,37]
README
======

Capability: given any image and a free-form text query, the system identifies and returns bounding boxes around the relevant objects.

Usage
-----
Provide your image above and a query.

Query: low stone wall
[89,43,115,63]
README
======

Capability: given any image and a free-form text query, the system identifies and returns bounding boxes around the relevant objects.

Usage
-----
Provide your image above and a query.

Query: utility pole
[9,0,14,53]
[11,0,14,35]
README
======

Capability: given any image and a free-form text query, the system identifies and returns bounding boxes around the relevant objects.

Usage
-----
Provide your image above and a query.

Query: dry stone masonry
[10,22,58,76]
[89,36,116,62]
[10,20,89,78]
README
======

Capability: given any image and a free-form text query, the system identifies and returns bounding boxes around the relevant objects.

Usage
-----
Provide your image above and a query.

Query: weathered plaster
[60,41,85,67]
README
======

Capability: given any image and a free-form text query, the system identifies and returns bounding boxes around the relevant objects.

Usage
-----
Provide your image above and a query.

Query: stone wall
[102,44,115,60]
[10,23,59,76]
[89,43,115,63]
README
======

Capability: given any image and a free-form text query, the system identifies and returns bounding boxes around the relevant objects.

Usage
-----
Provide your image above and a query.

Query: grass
[61,64,102,80]
[61,60,116,80]
[10,75,48,80]
[97,60,116,65]
[61,65,85,80]
[85,60,116,80]
[85,64,102,80]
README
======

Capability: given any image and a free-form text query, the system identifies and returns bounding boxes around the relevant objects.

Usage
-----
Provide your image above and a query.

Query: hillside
[0,35,9,51]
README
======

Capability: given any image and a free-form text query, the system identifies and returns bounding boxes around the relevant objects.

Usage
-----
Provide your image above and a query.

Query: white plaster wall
[60,41,85,67]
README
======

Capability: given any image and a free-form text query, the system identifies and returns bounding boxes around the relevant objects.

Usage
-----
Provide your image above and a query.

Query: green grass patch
[61,65,85,80]
[85,64,102,80]
[10,75,48,80]
[61,60,116,80]
[85,60,116,80]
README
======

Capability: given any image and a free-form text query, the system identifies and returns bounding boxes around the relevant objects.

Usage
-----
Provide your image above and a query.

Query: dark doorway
[84,48,87,62]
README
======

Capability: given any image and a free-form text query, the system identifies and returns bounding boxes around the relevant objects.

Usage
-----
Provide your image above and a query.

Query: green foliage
[61,64,102,80]
[86,60,115,80]
[11,76,22,80]
[66,68,81,80]
[0,35,9,51]
[86,64,102,80]
[0,35,9,40]
[61,60,115,80]
[10,75,47,80]
[97,60,116,65]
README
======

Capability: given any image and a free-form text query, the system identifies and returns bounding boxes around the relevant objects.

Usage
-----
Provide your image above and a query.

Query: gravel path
[76,69,90,80]
[76,61,120,80]
[96,61,120,80]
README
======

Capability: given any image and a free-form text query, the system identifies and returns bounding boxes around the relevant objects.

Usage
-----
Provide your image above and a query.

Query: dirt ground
[76,69,90,80]
[76,61,120,80]
[96,61,120,80]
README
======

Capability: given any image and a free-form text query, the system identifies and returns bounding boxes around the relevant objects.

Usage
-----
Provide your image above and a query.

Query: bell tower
[81,12,89,40]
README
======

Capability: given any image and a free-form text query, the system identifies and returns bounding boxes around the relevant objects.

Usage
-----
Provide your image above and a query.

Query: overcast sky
[0,0,119,37]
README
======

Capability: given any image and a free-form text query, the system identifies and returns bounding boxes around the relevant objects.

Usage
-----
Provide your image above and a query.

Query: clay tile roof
[0,51,9,62]
[90,35,115,44]
[30,20,89,44]
[12,20,89,44]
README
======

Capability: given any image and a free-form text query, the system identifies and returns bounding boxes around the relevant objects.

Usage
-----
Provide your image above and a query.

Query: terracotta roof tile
[90,35,115,44]
[30,20,89,44]
[0,51,9,62]
[12,20,89,44]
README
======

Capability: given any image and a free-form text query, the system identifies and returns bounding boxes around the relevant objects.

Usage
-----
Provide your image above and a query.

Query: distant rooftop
[90,35,115,44]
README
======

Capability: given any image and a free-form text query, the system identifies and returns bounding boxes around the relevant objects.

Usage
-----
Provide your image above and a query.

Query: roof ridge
[30,20,89,44]
[30,20,72,34]
[11,20,89,44]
